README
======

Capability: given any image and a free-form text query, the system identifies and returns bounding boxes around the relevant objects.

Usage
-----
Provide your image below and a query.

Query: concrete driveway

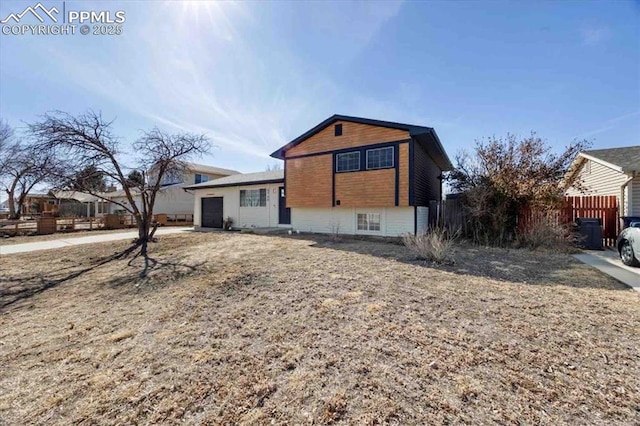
[0,227,193,255]
[574,248,640,292]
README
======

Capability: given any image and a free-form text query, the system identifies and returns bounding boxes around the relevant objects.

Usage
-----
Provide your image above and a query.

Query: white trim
[335,151,361,173]
[578,153,624,173]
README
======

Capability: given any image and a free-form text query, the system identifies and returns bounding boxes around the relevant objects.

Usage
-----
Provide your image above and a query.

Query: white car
[617,223,640,267]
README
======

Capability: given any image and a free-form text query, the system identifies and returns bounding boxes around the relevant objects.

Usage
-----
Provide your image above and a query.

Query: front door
[278,187,291,225]
[201,197,223,228]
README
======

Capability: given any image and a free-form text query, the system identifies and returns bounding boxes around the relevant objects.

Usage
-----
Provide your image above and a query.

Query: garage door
[201,197,223,228]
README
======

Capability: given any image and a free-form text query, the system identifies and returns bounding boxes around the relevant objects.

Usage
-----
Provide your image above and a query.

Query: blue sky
[1,0,638,173]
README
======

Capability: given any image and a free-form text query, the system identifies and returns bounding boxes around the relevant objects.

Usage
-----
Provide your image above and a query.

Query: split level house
[187,115,453,237]
[565,146,640,217]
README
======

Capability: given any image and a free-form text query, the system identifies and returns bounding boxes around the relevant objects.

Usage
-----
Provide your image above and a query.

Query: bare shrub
[403,227,459,264]
[515,212,577,252]
[329,220,341,242]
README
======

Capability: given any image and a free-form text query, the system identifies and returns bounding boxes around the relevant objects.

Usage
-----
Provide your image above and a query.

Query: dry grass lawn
[0,232,638,425]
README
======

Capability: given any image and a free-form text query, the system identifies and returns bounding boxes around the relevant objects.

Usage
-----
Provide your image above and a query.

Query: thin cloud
[581,26,611,46]
[572,110,640,139]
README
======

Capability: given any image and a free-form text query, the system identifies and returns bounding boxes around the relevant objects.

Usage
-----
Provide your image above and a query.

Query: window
[336,151,360,172]
[334,124,342,136]
[161,172,182,186]
[97,201,107,214]
[195,173,209,184]
[357,213,381,231]
[366,146,394,170]
[240,189,267,207]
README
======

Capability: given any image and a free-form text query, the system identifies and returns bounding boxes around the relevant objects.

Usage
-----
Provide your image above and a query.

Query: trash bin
[576,217,603,250]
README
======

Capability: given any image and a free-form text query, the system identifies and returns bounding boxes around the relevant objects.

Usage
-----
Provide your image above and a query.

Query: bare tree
[449,133,589,245]
[29,111,209,264]
[0,121,61,219]
[265,163,282,171]
[0,120,14,176]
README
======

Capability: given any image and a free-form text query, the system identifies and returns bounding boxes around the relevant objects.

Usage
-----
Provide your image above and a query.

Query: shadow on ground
[279,233,630,291]
[0,245,203,311]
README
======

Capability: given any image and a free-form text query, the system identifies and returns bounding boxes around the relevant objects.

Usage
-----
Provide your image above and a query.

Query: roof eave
[578,152,624,173]
[184,178,285,190]
[270,114,428,159]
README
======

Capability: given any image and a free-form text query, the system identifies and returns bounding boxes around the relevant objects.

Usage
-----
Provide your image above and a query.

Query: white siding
[631,177,640,216]
[290,208,355,234]
[193,183,282,229]
[291,207,415,237]
[566,160,627,196]
[416,206,429,233]
[153,186,194,215]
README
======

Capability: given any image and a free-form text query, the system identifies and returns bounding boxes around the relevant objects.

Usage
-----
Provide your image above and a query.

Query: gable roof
[184,170,284,190]
[580,146,640,173]
[270,114,453,170]
[53,190,99,203]
[186,163,240,176]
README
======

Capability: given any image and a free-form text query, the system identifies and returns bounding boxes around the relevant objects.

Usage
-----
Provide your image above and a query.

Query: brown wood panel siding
[335,169,396,207]
[286,121,409,157]
[398,143,409,206]
[413,142,442,205]
[286,155,333,208]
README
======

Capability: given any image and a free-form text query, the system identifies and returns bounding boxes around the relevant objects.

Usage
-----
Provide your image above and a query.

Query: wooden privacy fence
[428,198,468,234]
[518,195,619,247]
[429,195,620,247]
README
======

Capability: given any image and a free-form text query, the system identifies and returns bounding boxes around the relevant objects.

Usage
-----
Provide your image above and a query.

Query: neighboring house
[53,190,103,217]
[102,163,239,216]
[565,146,640,217]
[21,192,57,216]
[186,170,285,229]
[189,115,452,236]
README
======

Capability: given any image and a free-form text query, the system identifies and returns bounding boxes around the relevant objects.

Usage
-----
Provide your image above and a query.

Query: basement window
[334,124,342,136]
[336,151,360,172]
[366,146,394,170]
[357,213,381,231]
[240,189,267,207]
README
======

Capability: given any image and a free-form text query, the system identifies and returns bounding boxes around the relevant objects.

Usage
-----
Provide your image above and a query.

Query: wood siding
[413,141,442,204]
[335,169,396,207]
[287,121,409,157]
[286,155,333,208]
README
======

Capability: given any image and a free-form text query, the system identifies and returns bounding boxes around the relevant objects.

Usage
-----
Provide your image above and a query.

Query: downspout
[620,172,635,218]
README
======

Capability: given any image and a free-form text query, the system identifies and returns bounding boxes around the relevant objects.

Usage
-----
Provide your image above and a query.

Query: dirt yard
[1,233,638,425]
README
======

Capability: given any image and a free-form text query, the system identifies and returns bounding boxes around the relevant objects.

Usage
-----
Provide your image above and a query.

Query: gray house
[565,146,640,216]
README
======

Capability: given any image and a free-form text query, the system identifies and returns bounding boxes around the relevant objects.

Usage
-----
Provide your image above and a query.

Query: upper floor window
[195,174,209,184]
[336,151,360,173]
[240,189,267,207]
[366,146,394,170]
[161,172,183,186]
[334,124,343,136]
